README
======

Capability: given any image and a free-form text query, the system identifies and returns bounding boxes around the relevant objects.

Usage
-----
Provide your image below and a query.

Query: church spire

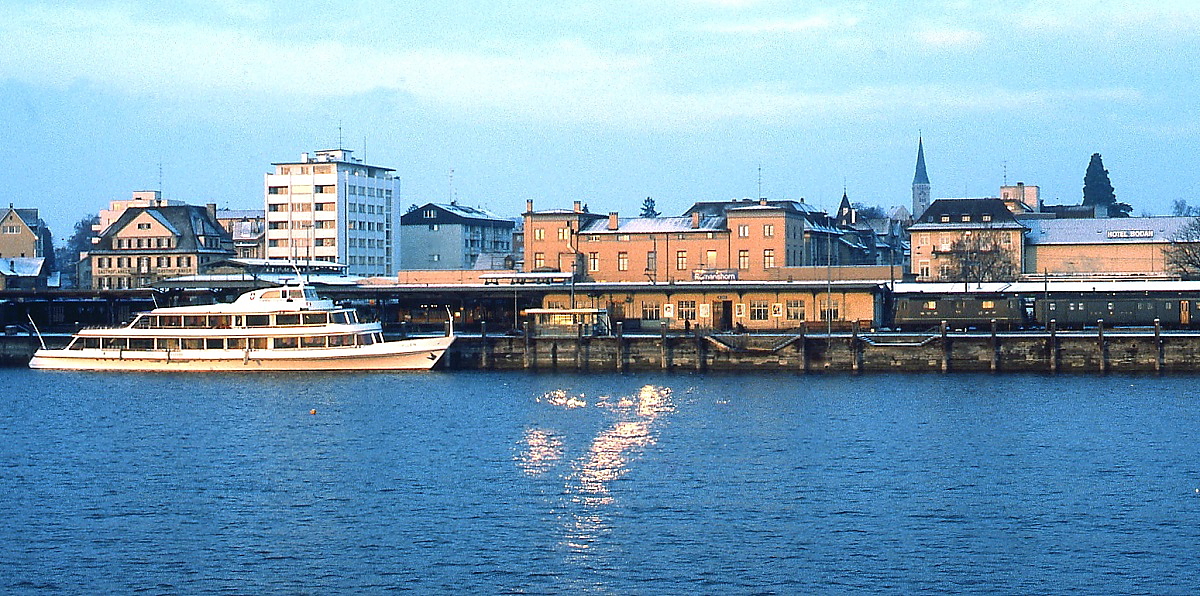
[912,136,931,218]
[913,136,930,185]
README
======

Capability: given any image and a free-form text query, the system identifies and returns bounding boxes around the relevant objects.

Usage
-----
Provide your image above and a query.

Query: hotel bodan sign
[692,268,738,281]
[1107,229,1154,239]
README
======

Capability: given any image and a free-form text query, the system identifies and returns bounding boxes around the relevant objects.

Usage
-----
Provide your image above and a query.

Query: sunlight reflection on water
[520,384,675,554]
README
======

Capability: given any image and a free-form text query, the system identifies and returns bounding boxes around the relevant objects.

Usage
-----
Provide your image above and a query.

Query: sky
[4,0,1200,243]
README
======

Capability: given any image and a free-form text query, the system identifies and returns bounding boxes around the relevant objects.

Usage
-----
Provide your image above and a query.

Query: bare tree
[1166,217,1200,278]
[942,230,1019,284]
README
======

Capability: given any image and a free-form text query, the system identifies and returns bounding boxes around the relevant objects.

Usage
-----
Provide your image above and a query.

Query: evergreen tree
[640,197,660,218]
[1082,152,1131,217]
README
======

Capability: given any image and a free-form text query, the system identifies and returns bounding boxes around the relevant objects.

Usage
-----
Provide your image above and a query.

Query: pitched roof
[0,257,44,277]
[1024,216,1194,245]
[94,205,231,253]
[401,202,515,226]
[579,216,724,234]
[908,198,1026,230]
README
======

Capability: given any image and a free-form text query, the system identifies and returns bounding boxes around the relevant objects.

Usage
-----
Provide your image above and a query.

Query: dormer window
[137,223,151,230]
[424,209,436,218]
[940,215,950,222]
[961,215,971,222]
[982,214,992,222]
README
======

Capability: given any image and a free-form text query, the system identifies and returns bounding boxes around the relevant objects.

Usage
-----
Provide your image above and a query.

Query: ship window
[328,334,353,347]
[346,311,359,324]
[275,314,301,326]
[274,337,299,349]
[160,316,183,328]
[206,338,224,349]
[211,316,231,329]
[981,300,995,310]
[184,316,207,328]
[182,338,204,350]
[132,316,151,329]
[102,337,127,349]
[261,290,282,300]
[923,301,937,310]
[359,333,376,345]
[301,336,326,348]
[245,314,270,327]
[303,313,327,325]
[331,311,349,325]
[67,338,84,350]
[248,337,268,350]
[287,290,305,300]
[83,338,101,349]
[227,338,246,349]
[129,338,153,350]
[157,338,180,350]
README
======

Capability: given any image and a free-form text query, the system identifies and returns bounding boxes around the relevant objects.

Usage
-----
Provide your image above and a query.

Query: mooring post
[480,321,491,370]
[1048,319,1058,373]
[695,326,704,371]
[1098,318,1107,374]
[660,322,668,370]
[1155,318,1163,372]
[851,325,860,373]
[940,320,949,373]
[576,322,584,371]
[523,321,532,370]
[990,318,999,372]
[615,321,625,372]
[799,322,808,374]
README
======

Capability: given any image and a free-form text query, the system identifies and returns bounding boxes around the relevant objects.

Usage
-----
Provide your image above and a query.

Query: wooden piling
[940,320,949,373]
[990,318,999,372]
[1155,318,1164,372]
[1097,319,1107,374]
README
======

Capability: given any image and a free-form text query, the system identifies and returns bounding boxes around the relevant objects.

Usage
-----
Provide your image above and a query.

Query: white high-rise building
[264,149,399,276]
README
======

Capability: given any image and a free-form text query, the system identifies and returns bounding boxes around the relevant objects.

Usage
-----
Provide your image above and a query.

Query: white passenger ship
[29,285,455,371]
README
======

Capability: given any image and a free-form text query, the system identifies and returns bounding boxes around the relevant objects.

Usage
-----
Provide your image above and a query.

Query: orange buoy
[310,409,317,415]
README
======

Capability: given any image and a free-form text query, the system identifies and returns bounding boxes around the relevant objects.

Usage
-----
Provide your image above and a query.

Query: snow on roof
[0,257,44,277]
[579,216,724,234]
[1024,216,1193,244]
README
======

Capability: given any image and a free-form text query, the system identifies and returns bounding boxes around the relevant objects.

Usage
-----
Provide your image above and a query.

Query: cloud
[0,4,1146,130]
[915,28,986,49]
[697,15,859,34]
[1012,1,1200,33]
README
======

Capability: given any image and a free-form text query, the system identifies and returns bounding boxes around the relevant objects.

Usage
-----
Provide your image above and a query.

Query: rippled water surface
[3,369,1200,594]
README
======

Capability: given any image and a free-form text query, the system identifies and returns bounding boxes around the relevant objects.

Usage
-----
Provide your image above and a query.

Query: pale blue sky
[3,1,1199,240]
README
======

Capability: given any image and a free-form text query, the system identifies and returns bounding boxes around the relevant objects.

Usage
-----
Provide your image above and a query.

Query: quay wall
[446,329,1200,374]
[6,330,1200,373]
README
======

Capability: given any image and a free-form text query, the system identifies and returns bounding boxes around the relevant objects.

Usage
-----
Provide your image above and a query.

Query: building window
[646,251,656,272]
[588,252,599,272]
[982,214,993,222]
[617,252,629,271]
[939,234,951,251]
[676,250,687,270]
[763,224,774,237]
[961,215,971,222]
[763,249,775,268]
[706,250,717,267]
[137,223,151,230]
[786,300,805,321]
[533,252,545,269]
[737,224,749,238]
[918,260,931,278]
[430,254,440,262]
[641,301,661,321]
[919,233,930,247]
[940,215,950,222]
[738,250,749,269]
[534,228,545,241]
[821,299,839,321]
[268,186,288,195]
[750,300,770,321]
[677,300,697,321]
[558,227,570,241]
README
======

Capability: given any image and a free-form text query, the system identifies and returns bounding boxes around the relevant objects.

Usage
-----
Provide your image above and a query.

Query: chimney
[608,212,619,230]
[691,212,701,229]
[300,152,309,163]
[525,199,534,213]
[206,203,217,221]
[573,200,582,213]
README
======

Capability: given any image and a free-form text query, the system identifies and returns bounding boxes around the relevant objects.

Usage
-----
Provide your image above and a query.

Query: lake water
[2,369,1199,594]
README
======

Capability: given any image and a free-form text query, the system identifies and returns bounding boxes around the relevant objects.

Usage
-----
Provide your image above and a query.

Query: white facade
[264,149,399,276]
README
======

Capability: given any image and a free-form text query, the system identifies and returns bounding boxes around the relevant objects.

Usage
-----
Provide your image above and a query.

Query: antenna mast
[757,164,762,199]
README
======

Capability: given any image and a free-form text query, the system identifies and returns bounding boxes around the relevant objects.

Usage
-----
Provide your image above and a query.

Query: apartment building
[399,202,515,270]
[264,149,399,276]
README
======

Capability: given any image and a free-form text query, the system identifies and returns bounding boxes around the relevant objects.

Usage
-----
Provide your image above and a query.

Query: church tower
[912,137,931,219]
